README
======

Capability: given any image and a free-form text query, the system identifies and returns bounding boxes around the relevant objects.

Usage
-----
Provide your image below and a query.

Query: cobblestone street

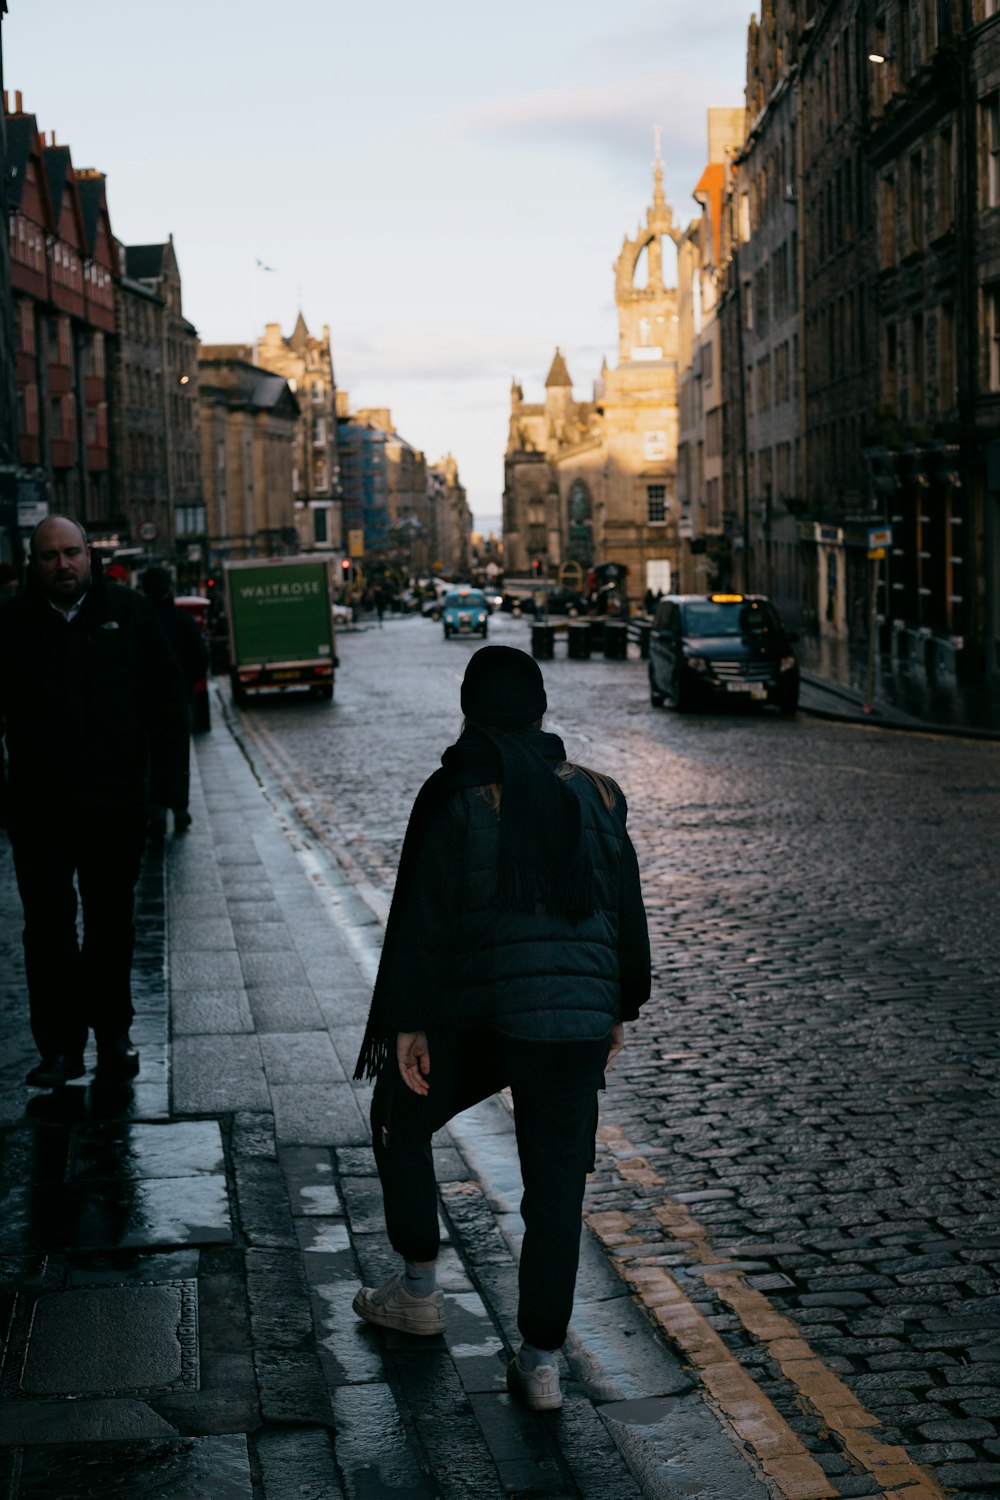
[235,610,1000,1499]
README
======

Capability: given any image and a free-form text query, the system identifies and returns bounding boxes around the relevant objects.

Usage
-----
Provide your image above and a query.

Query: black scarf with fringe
[353,723,595,1081]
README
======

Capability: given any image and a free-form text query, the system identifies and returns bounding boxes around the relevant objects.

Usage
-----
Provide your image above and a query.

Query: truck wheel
[231,673,248,708]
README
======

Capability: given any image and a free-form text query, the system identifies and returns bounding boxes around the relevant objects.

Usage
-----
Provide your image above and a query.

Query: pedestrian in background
[140,565,209,835]
[0,516,188,1089]
[352,645,650,1410]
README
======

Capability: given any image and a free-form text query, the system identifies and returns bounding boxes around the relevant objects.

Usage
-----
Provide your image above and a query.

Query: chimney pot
[15,90,24,112]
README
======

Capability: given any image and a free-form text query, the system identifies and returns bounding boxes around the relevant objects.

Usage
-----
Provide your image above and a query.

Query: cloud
[444,72,739,188]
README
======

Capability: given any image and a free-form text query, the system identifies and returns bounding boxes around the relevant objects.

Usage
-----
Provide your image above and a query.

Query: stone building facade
[503,155,684,604]
[677,109,744,596]
[5,97,116,542]
[203,317,341,553]
[426,452,472,577]
[123,239,202,552]
[197,358,299,560]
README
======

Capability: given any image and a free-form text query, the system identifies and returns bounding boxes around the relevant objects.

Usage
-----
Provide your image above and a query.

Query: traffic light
[340,558,351,580]
[532,559,542,577]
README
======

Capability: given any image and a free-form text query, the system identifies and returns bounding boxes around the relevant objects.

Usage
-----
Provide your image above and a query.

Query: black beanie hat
[460,646,547,728]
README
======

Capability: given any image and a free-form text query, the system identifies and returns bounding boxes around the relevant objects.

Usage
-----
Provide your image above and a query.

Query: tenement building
[197,356,299,560]
[504,150,683,603]
[676,108,744,596]
[203,317,341,554]
[5,96,115,540]
[717,1,997,681]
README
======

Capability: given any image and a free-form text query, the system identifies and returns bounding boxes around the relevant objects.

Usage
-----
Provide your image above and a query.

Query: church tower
[613,133,680,367]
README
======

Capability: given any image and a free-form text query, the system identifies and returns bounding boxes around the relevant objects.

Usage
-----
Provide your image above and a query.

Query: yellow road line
[588,1123,950,1500]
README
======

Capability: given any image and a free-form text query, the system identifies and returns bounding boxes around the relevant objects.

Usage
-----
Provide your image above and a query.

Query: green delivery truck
[224,557,338,705]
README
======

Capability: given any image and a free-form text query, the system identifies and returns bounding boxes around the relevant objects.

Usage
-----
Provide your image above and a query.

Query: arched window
[566,481,593,566]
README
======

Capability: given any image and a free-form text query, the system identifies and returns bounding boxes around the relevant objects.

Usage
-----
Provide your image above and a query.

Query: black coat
[356,762,650,1077]
[0,570,190,819]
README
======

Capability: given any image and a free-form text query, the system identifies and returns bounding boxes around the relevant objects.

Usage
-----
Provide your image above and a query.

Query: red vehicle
[175,595,212,732]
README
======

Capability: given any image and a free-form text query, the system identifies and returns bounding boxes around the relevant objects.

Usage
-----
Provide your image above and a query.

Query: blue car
[442,588,489,639]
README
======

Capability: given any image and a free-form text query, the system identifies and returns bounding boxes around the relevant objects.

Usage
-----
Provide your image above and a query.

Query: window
[909,152,923,251]
[880,172,897,267]
[742,280,753,331]
[937,125,955,234]
[646,484,667,524]
[314,507,328,544]
[980,93,1000,209]
[885,323,898,404]
[706,477,722,530]
[985,283,1000,391]
[911,312,925,416]
[939,303,956,412]
[706,407,723,458]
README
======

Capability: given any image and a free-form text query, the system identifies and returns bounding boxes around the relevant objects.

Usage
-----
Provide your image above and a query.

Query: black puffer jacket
[0,569,189,818]
[377,769,650,1044]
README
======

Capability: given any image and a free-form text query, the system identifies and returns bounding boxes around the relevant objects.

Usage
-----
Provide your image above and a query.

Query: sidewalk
[796,638,1000,738]
[0,723,761,1499]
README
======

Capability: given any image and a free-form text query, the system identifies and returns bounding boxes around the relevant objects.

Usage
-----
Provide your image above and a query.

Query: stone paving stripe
[587,1124,953,1500]
[232,710,393,924]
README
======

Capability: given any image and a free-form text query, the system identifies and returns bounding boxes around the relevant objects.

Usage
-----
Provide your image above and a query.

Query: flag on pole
[255,258,275,272]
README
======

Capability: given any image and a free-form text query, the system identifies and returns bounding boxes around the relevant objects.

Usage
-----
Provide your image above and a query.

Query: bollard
[587,618,605,653]
[566,622,591,660]
[531,622,555,660]
[638,622,652,659]
[603,620,628,660]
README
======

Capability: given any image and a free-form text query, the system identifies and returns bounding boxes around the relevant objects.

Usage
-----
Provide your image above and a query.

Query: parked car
[545,587,588,616]
[442,587,489,639]
[648,593,800,714]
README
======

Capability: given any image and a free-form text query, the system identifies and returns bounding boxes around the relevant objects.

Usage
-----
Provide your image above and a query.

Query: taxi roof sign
[710,593,745,603]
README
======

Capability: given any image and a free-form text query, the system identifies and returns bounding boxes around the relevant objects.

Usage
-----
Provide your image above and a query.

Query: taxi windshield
[445,590,485,608]
[682,600,781,638]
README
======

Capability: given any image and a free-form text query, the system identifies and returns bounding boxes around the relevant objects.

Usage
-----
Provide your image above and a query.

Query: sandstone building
[503,152,683,602]
[197,357,299,559]
[203,317,340,553]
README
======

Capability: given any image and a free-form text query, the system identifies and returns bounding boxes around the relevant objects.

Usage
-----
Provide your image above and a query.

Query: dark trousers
[371,1027,609,1351]
[10,806,146,1058]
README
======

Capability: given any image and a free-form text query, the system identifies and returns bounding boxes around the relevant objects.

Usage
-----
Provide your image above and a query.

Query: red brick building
[5,93,115,542]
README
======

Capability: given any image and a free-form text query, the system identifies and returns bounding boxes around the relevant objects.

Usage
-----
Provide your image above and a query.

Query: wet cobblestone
[234,612,1000,1497]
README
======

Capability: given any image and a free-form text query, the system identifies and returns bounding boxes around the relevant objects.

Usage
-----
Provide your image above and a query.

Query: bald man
[0,516,188,1089]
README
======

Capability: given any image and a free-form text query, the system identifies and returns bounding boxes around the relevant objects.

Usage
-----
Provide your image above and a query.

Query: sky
[4,0,753,529]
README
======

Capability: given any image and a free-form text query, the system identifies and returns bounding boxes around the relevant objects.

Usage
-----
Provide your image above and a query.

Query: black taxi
[648,593,800,714]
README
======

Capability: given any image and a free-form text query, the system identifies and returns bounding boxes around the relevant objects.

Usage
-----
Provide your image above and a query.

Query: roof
[198,358,300,416]
[5,115,37,213]
[545,348,572,389]
[126,244,166,280]
[76,174,108,257]
[43,143,71,219]
[289,311,310,351]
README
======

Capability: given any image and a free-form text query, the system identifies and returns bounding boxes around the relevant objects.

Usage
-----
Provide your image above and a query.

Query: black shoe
[173,811,192,833]
[95,1036,140,1081]
[26,1053,86,1088]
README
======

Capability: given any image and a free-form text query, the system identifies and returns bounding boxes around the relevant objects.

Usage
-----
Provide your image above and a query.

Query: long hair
[479,761,617,814]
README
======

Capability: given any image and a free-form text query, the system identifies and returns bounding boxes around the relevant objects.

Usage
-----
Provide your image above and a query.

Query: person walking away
[352,645,650,1410]
[139,566,209,834]
[0,516,189,1089]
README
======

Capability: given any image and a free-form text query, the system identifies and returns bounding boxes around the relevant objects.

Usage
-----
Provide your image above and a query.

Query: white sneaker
[507,1353,563,1411]
[352,1271,446,1335]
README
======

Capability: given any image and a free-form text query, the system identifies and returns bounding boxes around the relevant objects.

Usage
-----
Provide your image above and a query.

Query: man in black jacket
[0,515,189,1089]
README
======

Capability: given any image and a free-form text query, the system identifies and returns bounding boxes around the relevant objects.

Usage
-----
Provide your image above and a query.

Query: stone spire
[545,348,572,388]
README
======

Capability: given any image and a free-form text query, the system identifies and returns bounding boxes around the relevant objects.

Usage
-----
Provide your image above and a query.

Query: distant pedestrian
[0,516,189,1090]
[140,566,209,834]
[372,581,386,628]
[352,645,650,1409]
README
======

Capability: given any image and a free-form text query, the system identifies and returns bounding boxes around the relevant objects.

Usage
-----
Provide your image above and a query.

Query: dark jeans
[371,1026,610,1350]
[10,805,147,1057]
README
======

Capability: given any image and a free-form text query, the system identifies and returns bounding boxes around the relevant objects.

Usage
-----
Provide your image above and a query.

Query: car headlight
[686,655,709,673]
[779,656,797,672]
